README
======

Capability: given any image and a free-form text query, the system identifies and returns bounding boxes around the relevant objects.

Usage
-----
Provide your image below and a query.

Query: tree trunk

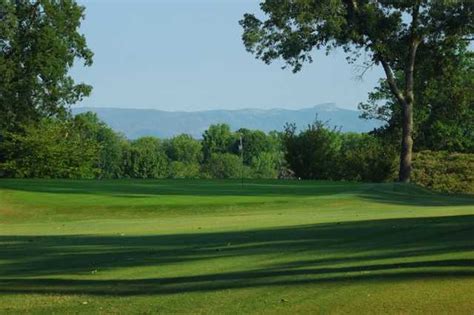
[399,99,413,182]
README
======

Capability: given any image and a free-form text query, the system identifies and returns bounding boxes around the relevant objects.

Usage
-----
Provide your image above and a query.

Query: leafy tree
[232,128,272,165]
[283,120,341,180]
[251,152,278,179]
[127,137,168,179]
[360,43,473,153]
[0,0,93,133]
[204,153,243,179]
[241,0,473,182]
[202,124,235,162]
[0,118,99,178]
[165,134,202,164]
[74,112,125,179]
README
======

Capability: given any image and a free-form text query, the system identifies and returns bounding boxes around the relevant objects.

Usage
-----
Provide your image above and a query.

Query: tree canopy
[240,0,473,182]
[0,0,93,132]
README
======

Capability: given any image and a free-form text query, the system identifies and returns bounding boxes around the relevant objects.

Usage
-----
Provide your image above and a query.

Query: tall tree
[359,42,473,153]
[0,0,93,132]
[240,0,473,182]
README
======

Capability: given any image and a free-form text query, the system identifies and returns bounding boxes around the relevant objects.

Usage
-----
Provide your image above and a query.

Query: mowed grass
[0,179,473,314]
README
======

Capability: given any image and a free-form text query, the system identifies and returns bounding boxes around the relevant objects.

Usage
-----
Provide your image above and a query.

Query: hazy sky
[72,0,385,111]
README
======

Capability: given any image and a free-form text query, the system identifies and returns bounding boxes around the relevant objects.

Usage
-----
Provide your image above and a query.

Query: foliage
[338,133,398,182]
[124,137,169,179]
[204,153,244,179]
[0,0,93,133]
[250,152,278,179]
[412,151,474,194]
[360,44,474,153]
[282,120,397,182]
[202,124,235,162]
[74,112,126,179]
[165,134,202,164]
[0,118,99,178]
[168,161,201,179]
[283,120,341,180]
[240,0,474,182]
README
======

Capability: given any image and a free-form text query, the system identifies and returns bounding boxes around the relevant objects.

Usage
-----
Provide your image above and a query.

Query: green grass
[0,179,473,314]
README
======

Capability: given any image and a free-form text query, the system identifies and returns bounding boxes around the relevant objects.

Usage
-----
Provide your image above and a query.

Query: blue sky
[72,0,385,111]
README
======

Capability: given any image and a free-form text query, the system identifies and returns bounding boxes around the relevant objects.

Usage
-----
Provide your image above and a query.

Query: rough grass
[0,179,473,314]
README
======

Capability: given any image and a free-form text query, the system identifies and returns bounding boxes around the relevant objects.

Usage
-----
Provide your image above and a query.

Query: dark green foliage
[282,120,397,182]
[360,44,474,153]
[283,121,341,180]
[412,151,474,194]
[168,161,201,179]
[338,133,398,182]
[204,153,244,179]
[165,134,202,164]
[202,124,235,162]
[0,0,93,133]
[124,137,169,179]
[0,118,99,178]
[74,112,125,179]
[164,134,203,179]
[232,128,272,165]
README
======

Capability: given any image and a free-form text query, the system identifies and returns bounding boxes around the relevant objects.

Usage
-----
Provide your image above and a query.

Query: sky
[72,0,385,111]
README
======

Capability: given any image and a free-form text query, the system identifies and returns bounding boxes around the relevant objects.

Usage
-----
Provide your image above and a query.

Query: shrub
[338,133,398,182]
[412,151,474,194]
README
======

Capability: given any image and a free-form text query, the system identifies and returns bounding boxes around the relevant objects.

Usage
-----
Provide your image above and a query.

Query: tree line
[0,1,472,188]
[0,110,397,181]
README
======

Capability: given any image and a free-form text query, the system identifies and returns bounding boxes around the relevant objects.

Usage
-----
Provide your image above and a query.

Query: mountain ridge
[72,103,382,139]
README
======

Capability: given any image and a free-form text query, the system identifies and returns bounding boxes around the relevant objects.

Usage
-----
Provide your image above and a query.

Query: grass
[0,179,473,314]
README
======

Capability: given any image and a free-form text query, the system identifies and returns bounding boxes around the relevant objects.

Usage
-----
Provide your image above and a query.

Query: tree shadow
[1,215,473,296]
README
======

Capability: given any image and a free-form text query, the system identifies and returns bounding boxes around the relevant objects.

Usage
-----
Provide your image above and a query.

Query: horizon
[71,0,384,112]
[73,102,351,113]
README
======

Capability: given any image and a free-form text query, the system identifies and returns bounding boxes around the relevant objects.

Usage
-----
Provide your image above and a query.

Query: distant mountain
[72,103,382,139]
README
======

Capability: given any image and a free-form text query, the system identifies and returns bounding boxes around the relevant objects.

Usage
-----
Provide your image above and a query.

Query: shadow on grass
[1,215,473,296]
[1,179,473,206]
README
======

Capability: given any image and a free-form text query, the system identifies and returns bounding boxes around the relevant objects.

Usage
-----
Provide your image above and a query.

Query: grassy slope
[0,179,473,314]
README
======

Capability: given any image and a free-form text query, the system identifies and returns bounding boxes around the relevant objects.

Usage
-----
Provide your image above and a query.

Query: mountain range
[72,103,382,139]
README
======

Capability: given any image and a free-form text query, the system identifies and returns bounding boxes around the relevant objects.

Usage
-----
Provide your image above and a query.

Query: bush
[338,133,398,182]
[412,151,474,194]
[283,121,341,179]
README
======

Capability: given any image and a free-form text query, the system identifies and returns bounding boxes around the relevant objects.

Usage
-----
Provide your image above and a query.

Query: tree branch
[380,58,406,106]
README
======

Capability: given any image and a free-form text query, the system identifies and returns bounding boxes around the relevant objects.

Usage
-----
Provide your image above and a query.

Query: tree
[204,153,243,179]
[0,117,99,178]
[127,137,168,179]
[0,0,93,133]
[74,112,125,179]
[240,0,473,182]
[232,128,272,165]
[202,124,235,162]
[165,134,202,164]
[360,42,473,153]
[282,120,341,179]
